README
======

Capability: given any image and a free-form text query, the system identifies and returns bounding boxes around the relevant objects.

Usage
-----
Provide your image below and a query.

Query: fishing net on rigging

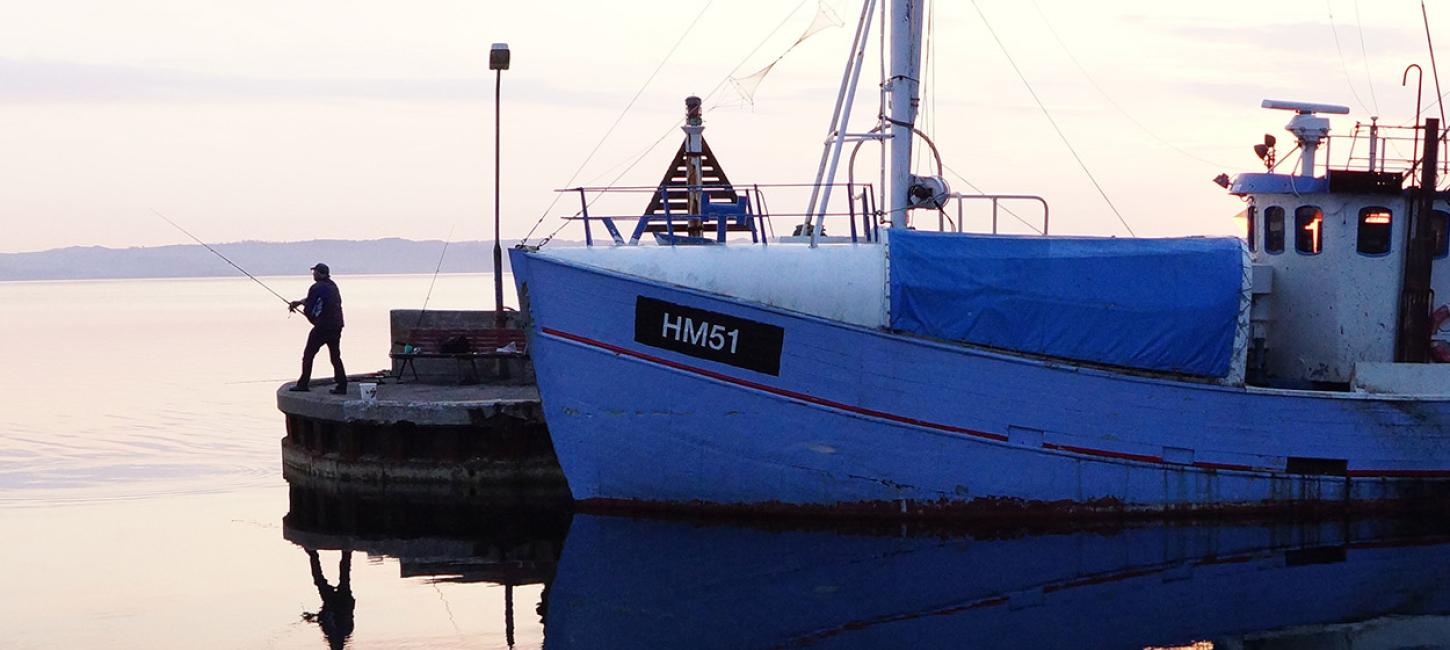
[719,0,844,109]
[794,0,844,45]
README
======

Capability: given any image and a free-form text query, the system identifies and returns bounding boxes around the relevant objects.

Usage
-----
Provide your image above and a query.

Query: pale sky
[0,0,1440,253]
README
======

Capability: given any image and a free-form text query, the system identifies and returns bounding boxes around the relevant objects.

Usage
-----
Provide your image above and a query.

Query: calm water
[6,275,1450,649]
[1,274,540,649]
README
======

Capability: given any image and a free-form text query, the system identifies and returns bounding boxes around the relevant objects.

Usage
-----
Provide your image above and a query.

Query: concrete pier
[277,309,566,494]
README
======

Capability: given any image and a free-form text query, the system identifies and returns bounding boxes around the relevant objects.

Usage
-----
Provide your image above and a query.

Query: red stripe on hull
[540,327,1450,480]
[543,327,1009,442]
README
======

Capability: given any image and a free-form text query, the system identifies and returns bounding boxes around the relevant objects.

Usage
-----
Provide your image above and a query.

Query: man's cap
[310,263,330,276]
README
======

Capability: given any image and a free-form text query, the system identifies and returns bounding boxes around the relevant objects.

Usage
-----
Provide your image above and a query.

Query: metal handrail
[561,183,1048,244]
[944,194,1050,235]
[562,182,880,246]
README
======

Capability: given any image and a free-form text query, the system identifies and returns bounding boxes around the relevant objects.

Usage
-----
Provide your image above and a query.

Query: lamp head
[490,43,510,71]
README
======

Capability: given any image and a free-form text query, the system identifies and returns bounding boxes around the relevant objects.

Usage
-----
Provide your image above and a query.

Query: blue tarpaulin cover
[888,230,1245,377]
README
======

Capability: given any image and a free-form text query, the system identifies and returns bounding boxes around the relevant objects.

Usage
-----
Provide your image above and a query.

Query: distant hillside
[0,238,577,281]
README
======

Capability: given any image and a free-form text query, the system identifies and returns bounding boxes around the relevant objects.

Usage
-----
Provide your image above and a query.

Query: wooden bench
[390,328,528,384]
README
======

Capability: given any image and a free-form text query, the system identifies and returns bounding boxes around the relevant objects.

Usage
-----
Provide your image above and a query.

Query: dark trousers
[299,326,346,388]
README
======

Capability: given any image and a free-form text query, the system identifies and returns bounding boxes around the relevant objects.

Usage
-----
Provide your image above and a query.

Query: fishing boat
[509,0,1450,517]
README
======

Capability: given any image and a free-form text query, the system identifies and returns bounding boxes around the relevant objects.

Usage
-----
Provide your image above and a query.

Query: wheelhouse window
[1433,210,1450,259]
[1265,206,1285,253]
[1356,207,1392,255]
[1295,206,1323,255]
[1246,206,1257,252]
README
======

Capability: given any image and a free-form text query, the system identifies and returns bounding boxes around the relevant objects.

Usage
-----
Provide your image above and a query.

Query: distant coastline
[0,238,576,282]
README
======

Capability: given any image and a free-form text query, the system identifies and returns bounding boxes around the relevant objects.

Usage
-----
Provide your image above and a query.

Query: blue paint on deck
[1230,172,1329,194]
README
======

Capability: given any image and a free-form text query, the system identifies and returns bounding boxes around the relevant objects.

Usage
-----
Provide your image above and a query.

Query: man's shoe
[329,386,348,395]
[289,385,310,392]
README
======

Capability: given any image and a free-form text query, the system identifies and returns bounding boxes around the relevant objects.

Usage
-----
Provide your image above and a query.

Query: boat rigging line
[969,0,1136,237]
[721,0,842,109]
[520,0,717,246]
[533,1,826,247]
[577,0,816,190]
[1029,1,1227,170]
[942,163,1043,235]
[595,1,836,188]
[1420,0,1450,184]
[151,209,291,306]
[915,0,936,172]
[1327,0,1377,116]
[1353,0,1380,114]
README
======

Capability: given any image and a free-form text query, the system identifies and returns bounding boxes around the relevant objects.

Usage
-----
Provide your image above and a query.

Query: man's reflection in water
[302,548,355,650]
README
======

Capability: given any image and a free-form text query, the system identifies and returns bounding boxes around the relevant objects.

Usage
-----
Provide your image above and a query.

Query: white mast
[886,0,925,227]
[803,0,878,244]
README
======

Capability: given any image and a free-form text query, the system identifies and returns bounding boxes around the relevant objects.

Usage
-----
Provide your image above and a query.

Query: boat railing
[1339,122,1448,179]
[937,193,1050,235]
[557,182,880,246]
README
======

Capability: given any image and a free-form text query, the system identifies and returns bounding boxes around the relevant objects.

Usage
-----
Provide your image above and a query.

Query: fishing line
[152,209,292,306]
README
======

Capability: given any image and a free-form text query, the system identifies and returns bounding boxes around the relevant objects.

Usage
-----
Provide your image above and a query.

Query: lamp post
[490,42,510,329]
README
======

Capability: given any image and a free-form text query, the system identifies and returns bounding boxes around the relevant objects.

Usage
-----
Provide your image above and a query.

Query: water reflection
[546,515,1450,649]
[283,476,1450,649]
[303,548,355,650]
[283,476,569,648]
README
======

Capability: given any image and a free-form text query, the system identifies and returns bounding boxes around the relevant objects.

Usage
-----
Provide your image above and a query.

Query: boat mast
[886,0,925,228]
[684,96,704,221]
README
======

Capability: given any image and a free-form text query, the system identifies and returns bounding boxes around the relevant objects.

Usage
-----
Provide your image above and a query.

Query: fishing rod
[413,225,456,331]
[152,209,292,306]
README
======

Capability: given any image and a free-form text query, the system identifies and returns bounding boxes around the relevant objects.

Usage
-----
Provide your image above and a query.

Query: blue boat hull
[511,248,1450,516]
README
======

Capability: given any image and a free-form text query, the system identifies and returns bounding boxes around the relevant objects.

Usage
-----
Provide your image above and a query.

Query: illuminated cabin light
[1303,214,1322,252]
[1294,206,1323,254]
[1358,206,1394,254]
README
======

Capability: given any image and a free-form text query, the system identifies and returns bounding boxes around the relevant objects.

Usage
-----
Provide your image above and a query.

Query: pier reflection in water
[282,476,569,649]
[284,473,1450,649]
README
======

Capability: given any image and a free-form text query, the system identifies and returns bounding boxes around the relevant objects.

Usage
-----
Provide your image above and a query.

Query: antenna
[1261,99,1351,176]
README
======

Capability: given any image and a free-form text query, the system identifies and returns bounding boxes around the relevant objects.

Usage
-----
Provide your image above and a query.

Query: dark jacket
[303,278,345,329]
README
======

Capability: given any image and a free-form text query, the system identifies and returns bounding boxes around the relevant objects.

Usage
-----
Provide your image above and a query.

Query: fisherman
[288,263,347,394]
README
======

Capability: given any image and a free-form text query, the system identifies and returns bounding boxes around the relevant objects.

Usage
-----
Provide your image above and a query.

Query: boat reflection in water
[545,515,1450,649]
[282,476,570,648]
[281,475,1450,648]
